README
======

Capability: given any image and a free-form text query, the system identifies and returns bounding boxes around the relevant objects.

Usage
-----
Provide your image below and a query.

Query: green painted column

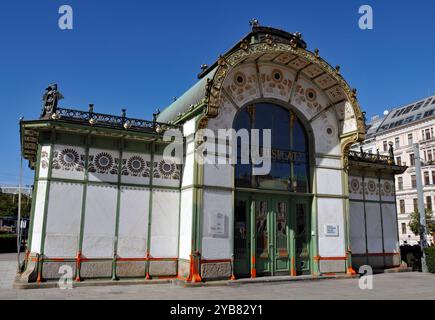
[76,134,90,281]
[250,197,256,278]
[112,137,124,280]
[145,140,156,279]
[37,130,55,282]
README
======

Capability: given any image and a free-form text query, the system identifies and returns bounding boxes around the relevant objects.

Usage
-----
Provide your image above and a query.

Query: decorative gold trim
[204,42,366,146]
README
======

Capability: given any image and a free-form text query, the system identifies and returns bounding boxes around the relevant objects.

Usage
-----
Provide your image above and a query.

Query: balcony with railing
[348,149,396,166]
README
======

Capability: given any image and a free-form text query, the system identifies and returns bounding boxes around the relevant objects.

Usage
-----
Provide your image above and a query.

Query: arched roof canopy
[157,25,366,153]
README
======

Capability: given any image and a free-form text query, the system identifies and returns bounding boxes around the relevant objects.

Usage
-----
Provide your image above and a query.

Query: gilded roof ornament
[249,18,260,29]
[264,34,273,46]
[240,40,249,51]
[217,55,226,66]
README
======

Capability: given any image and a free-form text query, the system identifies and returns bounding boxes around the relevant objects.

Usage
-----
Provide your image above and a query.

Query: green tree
[409,208,435,237]
[0,192,31,217]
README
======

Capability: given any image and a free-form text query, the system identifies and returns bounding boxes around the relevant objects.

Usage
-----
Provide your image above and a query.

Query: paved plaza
[1,254,434,300]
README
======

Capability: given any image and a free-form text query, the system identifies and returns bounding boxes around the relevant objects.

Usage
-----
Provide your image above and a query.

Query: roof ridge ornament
[41,84,64,119]
[249,18,260,29]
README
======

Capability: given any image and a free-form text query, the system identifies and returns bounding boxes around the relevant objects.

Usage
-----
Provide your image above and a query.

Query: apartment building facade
[354,95,435,245]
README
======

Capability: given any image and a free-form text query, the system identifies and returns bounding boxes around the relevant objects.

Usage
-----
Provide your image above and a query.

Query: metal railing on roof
[348,150,395,165]
[46,106,182,134]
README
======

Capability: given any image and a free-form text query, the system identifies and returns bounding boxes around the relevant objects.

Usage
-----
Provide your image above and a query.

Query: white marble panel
[150,189,180,258]
[349,201,366,254]
[117,186,150,258]
[82,184,117,258]
[44,181,83,258]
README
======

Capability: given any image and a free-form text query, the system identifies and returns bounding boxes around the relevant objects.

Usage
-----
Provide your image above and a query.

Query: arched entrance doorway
[233,102,312,277]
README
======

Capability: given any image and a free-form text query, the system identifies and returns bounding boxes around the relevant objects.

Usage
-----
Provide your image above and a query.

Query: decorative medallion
[127,155,145,175]
[94,152,114,172]
[271,69,284,83]
[383,181,392,195]
[234,72,246,86]
[59,148,79,169]
[350,178,360,193]
[305,88,317,102]
[52,147,85,172]
[153,160,180,180]
[367,180,377,194]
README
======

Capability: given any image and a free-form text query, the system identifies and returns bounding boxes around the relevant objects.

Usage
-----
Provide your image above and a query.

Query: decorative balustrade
[44,107,181,134]
[348,150,395,165]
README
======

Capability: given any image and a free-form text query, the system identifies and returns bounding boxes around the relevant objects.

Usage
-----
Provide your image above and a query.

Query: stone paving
[0,254,20,290]
[1,254,434,300]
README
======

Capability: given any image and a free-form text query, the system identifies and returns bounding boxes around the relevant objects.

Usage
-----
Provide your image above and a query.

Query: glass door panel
[255,199,270,274]
[295,202,310,275]
[234,196,250,276]
[274,200,290,272]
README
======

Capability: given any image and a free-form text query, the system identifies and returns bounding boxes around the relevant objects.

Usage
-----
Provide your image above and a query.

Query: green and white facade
[18,26,405,284]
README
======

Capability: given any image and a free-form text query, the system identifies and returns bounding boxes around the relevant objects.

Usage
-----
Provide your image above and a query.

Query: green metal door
[234,193,311,277]
[294,200,311,275]
[273,198,291,274]
[253,196,272,275]
[253,196,292,276]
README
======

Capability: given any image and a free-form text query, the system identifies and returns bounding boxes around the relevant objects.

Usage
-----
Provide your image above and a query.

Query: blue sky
[0,0,434,185]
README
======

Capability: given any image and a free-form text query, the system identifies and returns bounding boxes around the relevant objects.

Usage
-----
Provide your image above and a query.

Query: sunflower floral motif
[153,160,180,180]
[127,156,145,176]
[52,148,85,172]
[383,181,392,196]
[367,180,377,194]
[350,178,360,194]
[94,152,114,173]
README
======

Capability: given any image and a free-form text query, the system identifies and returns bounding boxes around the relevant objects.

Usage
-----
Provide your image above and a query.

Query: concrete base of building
[200,261,232,280]
[13,272,359,290]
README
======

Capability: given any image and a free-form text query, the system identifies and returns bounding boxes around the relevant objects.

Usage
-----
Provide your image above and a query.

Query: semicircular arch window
[233,103,309,192]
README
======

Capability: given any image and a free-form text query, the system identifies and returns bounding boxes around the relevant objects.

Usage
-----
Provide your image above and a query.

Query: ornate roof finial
[40,83,64,119]
[249,18,260,29]
[200,64,208,71]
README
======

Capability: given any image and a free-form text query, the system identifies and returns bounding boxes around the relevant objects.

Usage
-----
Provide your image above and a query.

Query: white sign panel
[324,224,339,237]
[209,212,225,236]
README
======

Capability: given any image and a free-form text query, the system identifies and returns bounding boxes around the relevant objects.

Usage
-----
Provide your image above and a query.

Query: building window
[432,171,435,185]
[400,199,405,214]
[425,128,431,140]
[427,196,433,211]
[234,103,309,192]
[410,153,415,166]
[398,177,403,190]
[413,198,418,212]
[411,175,417,188]
[396,156,402,166]
[383,141,388,152]
[424,172,430,185]
[428,150,433,162]
[408,133,413,145]
[395,137,400,149]
[401,223,407,235]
